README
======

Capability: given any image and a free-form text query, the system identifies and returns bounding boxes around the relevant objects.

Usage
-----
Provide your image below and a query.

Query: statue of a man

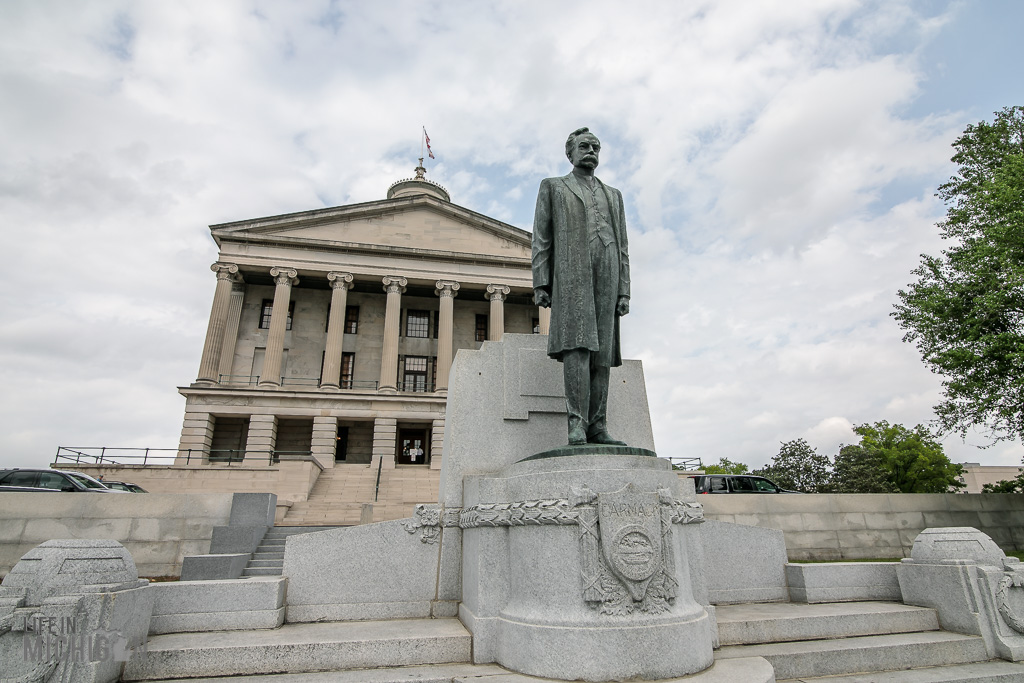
[532,127,630,446]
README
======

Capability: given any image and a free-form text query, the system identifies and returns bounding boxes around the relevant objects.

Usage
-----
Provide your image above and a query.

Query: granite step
[780,659,1024,682]
[247,559,284,568]
[131,657,775,683]
[122,618,472,680]
[716,601,939,645]
[242,567,283,576]
[717,631,990,680]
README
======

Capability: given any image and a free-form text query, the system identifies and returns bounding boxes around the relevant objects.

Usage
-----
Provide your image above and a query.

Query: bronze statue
[532,127,630,446]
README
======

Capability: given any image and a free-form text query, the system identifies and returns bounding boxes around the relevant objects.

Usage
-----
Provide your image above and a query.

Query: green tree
[753,439,832,493]
[982,478,1022,493]
[830,444,897,493]
[703,457,749,475]
[894,106,1024,442]
[852,421,965,493]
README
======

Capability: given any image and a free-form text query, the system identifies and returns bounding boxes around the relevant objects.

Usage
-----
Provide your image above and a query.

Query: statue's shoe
[568,425,588,446]
[587,431,626,446]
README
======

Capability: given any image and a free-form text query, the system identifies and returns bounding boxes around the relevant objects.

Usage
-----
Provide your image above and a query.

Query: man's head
[565,127,600,171]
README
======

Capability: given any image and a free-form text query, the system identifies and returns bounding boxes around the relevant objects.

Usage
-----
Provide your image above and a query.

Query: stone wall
[0,492,233,578]
[61,459,322,521]
[699,492,1024,561]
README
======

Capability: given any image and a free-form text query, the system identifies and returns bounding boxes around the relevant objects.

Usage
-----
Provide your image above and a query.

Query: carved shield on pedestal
[597,483,663,601]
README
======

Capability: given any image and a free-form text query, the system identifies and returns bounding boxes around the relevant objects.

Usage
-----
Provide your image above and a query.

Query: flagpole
[421,127,425,161]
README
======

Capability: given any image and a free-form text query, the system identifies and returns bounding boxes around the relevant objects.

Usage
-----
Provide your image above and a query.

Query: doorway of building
[396,428,429,465]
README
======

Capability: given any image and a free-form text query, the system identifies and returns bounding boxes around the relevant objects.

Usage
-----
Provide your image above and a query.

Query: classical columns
[258,267,299,388]
[434,280,460,392]
[217,280,246,381]
[197,262,240,383]
[486,284,511,341]
[538,306,551,335]
[321,272,354,389]
[378,275,407,392]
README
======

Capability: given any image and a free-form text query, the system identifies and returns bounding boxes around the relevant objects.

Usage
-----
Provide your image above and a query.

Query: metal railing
[665,456,704,471]
[215,375,379,390]
[54,446,314,467]
[217,374,261,386]
[395,380,435,393]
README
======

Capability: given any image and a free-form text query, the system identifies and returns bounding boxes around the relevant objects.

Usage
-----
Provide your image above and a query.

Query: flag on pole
[423,127,435,159]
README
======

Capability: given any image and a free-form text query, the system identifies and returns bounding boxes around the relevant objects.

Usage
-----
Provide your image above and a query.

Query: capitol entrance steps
[715,601,1007,682]
[282,464,441,526]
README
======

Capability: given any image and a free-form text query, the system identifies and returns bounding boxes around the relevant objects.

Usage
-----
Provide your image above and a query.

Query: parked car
[0,468,125,492]
[102,481,148,493]
[689,474,800,494]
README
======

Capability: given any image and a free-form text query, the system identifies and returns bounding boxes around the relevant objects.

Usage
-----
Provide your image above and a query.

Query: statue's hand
[534,288,551,308]
[616,297,630,316]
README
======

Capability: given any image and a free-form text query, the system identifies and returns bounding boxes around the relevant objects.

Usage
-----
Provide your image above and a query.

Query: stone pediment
[210,196,531,261]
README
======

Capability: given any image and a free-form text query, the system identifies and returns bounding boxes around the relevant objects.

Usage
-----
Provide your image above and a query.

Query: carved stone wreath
[403,487,704,616]
[995,571,1024,634]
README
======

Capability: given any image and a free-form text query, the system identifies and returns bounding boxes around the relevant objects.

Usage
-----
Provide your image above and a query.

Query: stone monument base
[460,452,715,681]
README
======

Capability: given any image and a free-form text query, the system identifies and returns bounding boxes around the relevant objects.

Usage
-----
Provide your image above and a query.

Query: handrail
[215,375,379,390]
[374,455,384,502]
[666,456,704,471]
[54,446,314,467]
[395,380,436,393]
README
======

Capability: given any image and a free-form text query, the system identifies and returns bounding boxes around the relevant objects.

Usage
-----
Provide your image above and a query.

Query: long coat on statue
[532,172,630,367]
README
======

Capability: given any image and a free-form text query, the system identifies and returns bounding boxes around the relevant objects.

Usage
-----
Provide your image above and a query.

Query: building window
[532,317,540,334]
[260,300,294,330]
[475,314,488,342]
[345,305,359,334]
[406,310,429,338]
[433,310,439,339]
[403,355,428,392]
[341,352,354,389]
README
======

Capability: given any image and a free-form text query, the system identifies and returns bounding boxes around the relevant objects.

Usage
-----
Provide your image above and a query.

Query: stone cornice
[216,236,532,270]
[178,385,448,410]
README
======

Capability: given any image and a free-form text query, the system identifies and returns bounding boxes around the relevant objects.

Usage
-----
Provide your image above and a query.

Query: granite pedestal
[460,452,715,681]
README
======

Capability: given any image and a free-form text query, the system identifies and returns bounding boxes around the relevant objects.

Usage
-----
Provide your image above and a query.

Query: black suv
[689,474,798,494]
[0,468,122,492]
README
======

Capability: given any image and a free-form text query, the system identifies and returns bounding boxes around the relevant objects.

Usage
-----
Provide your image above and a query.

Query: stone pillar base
[460,453,714,681]
[245,414,277,463]
[372,417,397,470]
[430,418,445,470]
[311,416,339,469]
[177,411,214,464]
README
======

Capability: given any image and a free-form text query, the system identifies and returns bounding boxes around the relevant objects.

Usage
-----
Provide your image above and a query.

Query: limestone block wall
[61,460,322,520]
[0,492,233,578]
[699,492,1024,561]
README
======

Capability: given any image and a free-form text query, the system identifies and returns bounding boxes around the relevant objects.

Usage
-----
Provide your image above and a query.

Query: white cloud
[0,0,1019,472]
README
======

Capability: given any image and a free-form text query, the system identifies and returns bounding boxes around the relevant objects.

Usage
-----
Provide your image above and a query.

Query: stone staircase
[716,601,1020,681]
[124,601,1022,682]
[242,527,339,577]
[123,618,473,680]
[282,464,441,526]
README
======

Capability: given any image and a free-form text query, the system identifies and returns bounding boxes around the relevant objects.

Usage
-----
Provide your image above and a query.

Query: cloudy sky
[2,0,1022,471]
